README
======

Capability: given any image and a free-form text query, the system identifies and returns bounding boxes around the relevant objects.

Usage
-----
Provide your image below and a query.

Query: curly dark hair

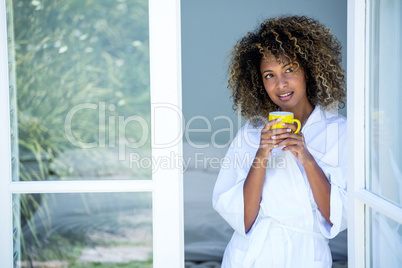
[228,16,346,126]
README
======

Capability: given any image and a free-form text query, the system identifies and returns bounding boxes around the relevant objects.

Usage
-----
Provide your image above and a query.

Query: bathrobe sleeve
[315,118,348,239]
[212,124,260,237]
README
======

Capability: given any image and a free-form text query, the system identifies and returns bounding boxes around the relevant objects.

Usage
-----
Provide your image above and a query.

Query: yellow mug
[268,111,301,133]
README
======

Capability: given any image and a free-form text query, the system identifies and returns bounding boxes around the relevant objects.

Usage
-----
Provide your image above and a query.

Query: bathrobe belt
[242,217,328,267]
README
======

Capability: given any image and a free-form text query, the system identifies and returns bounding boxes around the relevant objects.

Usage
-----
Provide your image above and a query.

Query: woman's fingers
[274,132,305,147]
[271,132,303,141]
[260,138,279,145]
[260,120,298,154]
[263,118,294,131]
[279,122,298,133]
[282,144,302,152]
[276,138,303,148]
[260,128,292,139]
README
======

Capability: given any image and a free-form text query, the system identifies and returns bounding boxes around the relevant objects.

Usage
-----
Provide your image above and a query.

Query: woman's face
[260,54,310,112]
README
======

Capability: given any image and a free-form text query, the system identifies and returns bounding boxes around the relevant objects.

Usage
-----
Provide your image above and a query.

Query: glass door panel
[13,192,152,267]
[362,0,402,266]
[367,207,402,267]
[7,0,151,182]
[366,0,402,208]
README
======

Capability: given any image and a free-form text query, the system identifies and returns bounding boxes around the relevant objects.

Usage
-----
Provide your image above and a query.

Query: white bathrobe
[213,106,347,268]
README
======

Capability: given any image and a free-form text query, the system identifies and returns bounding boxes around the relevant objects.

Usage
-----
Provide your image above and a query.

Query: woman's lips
[278,91,293,101]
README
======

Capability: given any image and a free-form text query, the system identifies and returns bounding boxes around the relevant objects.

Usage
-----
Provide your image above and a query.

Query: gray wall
[181,0,347,145]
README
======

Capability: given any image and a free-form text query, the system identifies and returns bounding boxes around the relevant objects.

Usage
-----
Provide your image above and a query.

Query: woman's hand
[258,119,292,159]
[272,122,315,167]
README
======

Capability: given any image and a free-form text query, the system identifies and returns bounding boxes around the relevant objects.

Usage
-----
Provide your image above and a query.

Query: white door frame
[347,0,402,267]
[149,0,184,266]
[347,0,366,266]
[0,0,184,266]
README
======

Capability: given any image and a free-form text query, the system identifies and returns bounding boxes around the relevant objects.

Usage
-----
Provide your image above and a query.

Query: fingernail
[287,129,292,132]
[271,136,276,139]
[277,118,282,122]
[274,145,278,148]
[281,123,286,126]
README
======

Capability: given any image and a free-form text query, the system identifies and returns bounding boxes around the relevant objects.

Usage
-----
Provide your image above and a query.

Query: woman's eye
[265,74,273,79]
[285,68,293,73]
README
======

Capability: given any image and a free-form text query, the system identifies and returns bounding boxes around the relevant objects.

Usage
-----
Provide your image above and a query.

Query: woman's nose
[277,75,288,89]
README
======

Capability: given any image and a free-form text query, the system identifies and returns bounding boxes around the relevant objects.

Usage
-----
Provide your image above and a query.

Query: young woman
[213,16,347,267]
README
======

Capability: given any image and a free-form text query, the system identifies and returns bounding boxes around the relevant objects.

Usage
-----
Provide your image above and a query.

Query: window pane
[367,208,402,267]
[7,0,151,181]
[366,0,402,207]
[13,192,152,267]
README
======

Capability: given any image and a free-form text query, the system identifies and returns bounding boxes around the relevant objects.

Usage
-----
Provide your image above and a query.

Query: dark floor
[185,260,348,268]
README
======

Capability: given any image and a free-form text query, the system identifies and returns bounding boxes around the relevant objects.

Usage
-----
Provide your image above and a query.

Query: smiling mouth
[278,92,293,100]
